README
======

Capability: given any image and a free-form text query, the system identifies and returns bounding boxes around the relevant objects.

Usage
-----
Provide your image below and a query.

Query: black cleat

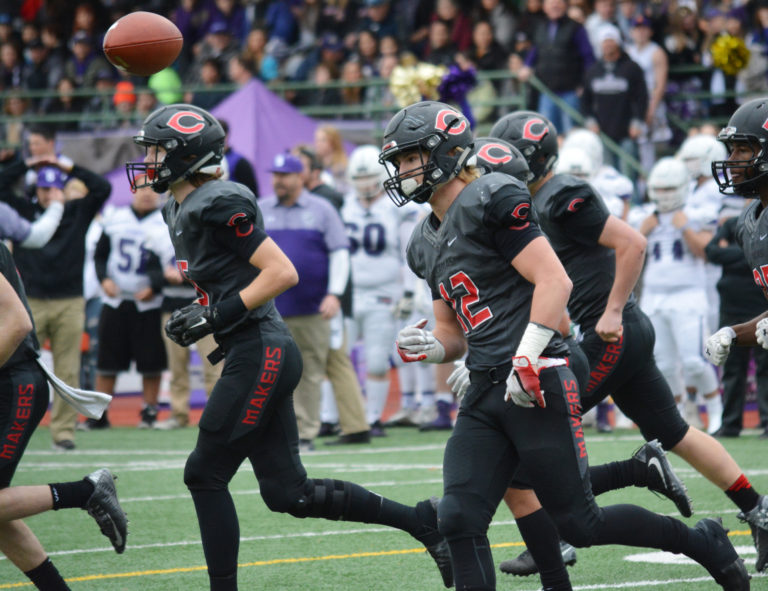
[633,439,693,517]
[84,469,128,554]
[695,517,751,590]
[499,541,577,576]
[418,497,453,588]
[738,494,768,572]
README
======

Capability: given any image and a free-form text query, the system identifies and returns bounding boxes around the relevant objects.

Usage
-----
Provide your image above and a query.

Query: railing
[0,64,752,176]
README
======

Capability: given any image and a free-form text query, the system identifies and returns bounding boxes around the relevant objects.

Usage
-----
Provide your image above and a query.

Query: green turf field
[2,426,766,590]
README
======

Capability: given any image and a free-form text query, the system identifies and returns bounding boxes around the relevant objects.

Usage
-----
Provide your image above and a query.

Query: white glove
[505,357,542,408]
[704,326,737,366]
[447,360,471,402]
[393,291,415,320]
[396,318,446,363]
[756,318,768,350]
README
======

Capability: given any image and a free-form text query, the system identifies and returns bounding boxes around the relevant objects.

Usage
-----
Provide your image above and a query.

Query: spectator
[292,144,372,446]
[380,33,400,57]
[80,68,118,131]
[266,0,300,50]
[470,19,508,72]
[357,0,399,41]
[112,80,137,128]
[627,15,671,172]
[0,151,111,451]
[148,66,184,104]
[314,124,348,192]
[431,0,474,52]
[173,0,211,72]
[185,57,229,110]
[260,152,353,451]
[185,21,239,85]
[227,53,255,88]
[475,0,517,52]
[585,0,619,57]
[2,91,29,150]
[0,169,64,248]
[63,30,111,89]
[300,62,341,106]
[518,0,595,134]
[0,40,23,89]
[354,29,380,78]
[70,2,103,43]
[241,26,279,82]
[22,38,61,105]
[705,216,768,439]
[208,0,249,45]
[219,119,259,196]
[581,24,647,178]
[134,87,158,120]
[425,19,458,66]
[339,58,364,107]
[90,181,168,430]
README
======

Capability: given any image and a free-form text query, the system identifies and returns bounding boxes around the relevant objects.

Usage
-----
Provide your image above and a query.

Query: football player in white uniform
[677,133,729,333]
[341,145,422,432]
[563,128,634,219]
[633,157,723,434]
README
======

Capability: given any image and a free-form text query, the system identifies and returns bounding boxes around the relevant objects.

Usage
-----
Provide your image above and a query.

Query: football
[103,11,183,77]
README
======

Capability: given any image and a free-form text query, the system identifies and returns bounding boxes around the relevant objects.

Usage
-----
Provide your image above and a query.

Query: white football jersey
[100,206,168,311]
[342,194,421,303]
[641,206,712,293]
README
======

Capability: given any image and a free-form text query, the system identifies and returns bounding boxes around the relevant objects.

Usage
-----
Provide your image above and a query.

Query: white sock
[366,378,390,425]
[320,379,339,424]
[704,392,723,434]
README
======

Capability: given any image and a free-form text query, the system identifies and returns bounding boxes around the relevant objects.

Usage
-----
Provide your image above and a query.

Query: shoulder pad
[196,181,260,227]
[539,175,602,220]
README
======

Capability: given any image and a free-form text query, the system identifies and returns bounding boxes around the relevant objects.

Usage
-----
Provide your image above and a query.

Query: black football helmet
[471,137,534,184]
[126,104,225,193]
[489,111,559,183]
[379,101,474,206]
[712,98,768,196]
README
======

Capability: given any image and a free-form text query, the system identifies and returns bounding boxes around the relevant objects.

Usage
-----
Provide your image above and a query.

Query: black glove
[165,303,215,347]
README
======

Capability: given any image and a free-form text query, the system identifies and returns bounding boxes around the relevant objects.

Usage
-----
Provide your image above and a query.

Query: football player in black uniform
[0,242,128,590]
[705,96,768,572]
[125,104,452,591]
[380,100,747,591]
[489,110,755,586]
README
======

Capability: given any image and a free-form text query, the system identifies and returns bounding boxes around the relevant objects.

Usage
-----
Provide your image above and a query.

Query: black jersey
[0,242,39,369]
[162,180,280,336]
[533,174,636,331]
[735,199,768,300]
[406,172,568,371]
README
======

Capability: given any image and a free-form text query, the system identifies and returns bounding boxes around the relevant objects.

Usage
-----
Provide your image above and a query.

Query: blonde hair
[316,124,348,171]
[457,166,482,184]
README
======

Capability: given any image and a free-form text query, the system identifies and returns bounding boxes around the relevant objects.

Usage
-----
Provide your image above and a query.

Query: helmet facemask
[712,135,768,196]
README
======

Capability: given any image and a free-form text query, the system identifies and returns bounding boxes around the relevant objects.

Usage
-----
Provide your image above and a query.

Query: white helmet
[648,156,689,213]
[347,144,387,202]
[676,134,728,179]
[555,146,594,180]
[562,128,603,173]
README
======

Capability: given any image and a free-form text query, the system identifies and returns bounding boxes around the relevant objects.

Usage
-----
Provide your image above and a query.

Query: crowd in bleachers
[1,0,768,140]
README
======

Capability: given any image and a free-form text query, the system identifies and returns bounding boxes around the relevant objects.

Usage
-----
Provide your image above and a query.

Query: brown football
[103,11,183,77]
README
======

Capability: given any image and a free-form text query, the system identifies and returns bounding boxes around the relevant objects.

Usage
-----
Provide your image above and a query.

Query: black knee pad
[184,447,230,492]
[438,494,488,540]
[277,478,350,520]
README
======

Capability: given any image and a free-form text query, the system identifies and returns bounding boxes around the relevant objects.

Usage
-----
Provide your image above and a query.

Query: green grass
[2,426,767,590]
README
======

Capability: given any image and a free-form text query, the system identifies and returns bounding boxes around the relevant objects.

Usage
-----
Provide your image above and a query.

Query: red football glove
[506,356,546,408]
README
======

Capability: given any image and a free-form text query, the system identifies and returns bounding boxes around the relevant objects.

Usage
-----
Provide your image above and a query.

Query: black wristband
[212,295,248,329]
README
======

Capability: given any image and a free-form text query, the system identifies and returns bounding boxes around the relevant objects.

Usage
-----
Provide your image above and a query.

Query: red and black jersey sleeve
[547,179,609,246]
[482,180,542,261]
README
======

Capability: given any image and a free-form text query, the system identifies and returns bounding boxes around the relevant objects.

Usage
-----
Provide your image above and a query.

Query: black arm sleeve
[144,250,164,293]
[705,218,744,266]
[94,231,110,282]
[71,165,111,218]
[0,159,32,215]
[233,158,259,196]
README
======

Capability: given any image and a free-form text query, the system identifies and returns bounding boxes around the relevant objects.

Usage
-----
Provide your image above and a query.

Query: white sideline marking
[624,545,755,565]
[518,574,767,590]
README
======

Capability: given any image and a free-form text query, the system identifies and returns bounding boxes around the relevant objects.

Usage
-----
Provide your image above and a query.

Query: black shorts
[444,362,598,537]
[579,305,689,449]
[0,360,49,488]
[97,301,167,375]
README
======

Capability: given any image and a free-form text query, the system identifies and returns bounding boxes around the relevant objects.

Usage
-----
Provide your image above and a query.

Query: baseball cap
[631,15,652,28]
[208,20,230,35]
[597,24,622,45]
[113,81,136,105]
[269,153,303,174]
[36,166,66,189]
[72,30,91,45]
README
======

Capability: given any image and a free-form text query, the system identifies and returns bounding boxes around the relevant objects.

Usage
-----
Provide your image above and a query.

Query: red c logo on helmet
[567,198,585,212]
[435,109,468,135]
[477,143,513,165]
[763,116,768,132]
[167,111,205,134]
[522,118,548,142]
